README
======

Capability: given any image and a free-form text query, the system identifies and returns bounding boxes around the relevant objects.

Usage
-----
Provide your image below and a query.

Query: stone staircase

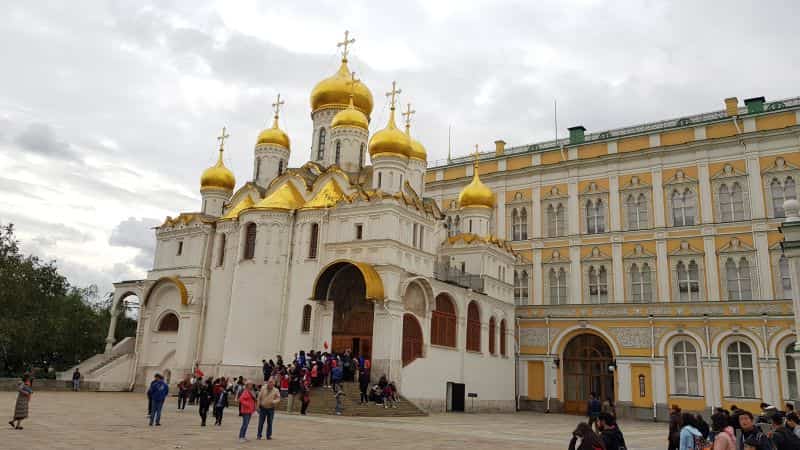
[285,382,427,417]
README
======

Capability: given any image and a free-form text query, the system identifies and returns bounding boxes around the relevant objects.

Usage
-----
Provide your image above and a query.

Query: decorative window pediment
[543,249,570,264]
[718,237,755,255]
[624,244,656,259]
[506,191,528,205]
[711,163,747,180]
[762,156,799,175]
[664,169,697,186]
[669,240,704,257]
[543,185,568,200]
[582,246,611,262]
[582,181,608,195]
[620,175,650,192]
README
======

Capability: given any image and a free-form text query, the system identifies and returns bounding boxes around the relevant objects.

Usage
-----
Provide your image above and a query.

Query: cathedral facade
[92,36,516,412]
[424,95,800,418]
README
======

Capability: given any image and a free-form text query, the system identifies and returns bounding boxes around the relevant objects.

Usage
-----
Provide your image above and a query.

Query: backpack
[693,434,712,450]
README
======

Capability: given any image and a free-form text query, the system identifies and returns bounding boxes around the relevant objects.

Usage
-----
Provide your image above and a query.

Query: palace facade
[424,96,800,418]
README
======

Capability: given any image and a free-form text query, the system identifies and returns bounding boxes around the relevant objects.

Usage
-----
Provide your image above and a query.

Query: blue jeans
[239,413,251,439]
[257,407,274,439]
[150,399,164,425]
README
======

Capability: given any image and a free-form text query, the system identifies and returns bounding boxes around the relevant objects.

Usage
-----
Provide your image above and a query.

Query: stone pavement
[1,392,667,449]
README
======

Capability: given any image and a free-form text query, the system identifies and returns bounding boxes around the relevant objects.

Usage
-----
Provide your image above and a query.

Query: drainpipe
[192,226,214,374]
[546,315,551,413]
[515,316,520,411]
[276,211,297,355]
[732,116,747,151]
[650,315,656,421]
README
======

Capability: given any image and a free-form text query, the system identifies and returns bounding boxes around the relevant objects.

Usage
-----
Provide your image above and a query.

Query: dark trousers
[257,407,275,439]
[178,391,188,409]
[199,405,209,426]
[300,397,310,415]
[147,396,153,416]
[150,399,164,425]
[360,385,368,403]
[213,406,224,425]
[238,413,251,439]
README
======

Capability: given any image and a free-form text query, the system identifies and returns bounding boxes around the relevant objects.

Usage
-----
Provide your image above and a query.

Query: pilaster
[656,237,670,302]
[754,230,774,300]
[533,248,543,305]
[698,163,713,224]
[747,156,766,220]
[703,235,720,301]
[568,179,579,235]
[703,357,721,409]
[532,187,542,238]
[609,176,621,231]
[652,169,666,228]
[759,358,780,406]
[569,244,582,304]
[612,241,624,303]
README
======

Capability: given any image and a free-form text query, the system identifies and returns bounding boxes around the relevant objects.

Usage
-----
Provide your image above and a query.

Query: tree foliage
[0,223,136,376]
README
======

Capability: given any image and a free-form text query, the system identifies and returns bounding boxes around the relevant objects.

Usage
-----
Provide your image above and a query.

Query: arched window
[512,208,527,240]
[446,217,454,237]
[466,301,481,352]
[431,294,456,348]
[454,216,460,234]
[720,183,746,222]
[514,270,529,305]
[402,314,423,366]
[277,159,284,176]
[377,172,382,188]
[727,341,756,398]
[317,128,326,160]
[672,340,700,395]
[676,260,701,301]
[217,234,226,267]
[672,188,696,226]
[359,143,365,170]
[586,200,605,234]
[626,193,648,230]
[786,343,798,400]
[308,223,319,259]
[773,178,786,217]
[549,268,567,305]
[500,319,507,356]
[301,304,312,333]
[725,257,752,300]
[243,222,257,260]
[335,140,341,165]
[780,255,792,299]
[488,317,496,355]
[588,265,608,303]
[157,313,179,332]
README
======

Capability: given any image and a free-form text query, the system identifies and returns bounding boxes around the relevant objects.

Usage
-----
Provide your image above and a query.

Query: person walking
[597,413,627,450]
[710,412,736,450]
[678,413,703,450]
[587,392,602,428]
[237,381,256,442]
[738,411,772,450]
[256,379,280,440]
[786,413,800,439]
[568,422,606,450]
[197,379,213,426]
[212,380,228,426]
[300,369,311,415]
[334,385,346,416]
[72,368,81,392]
[287,367,300,414]
[331,362,343,393]
[669,405,683,450]
[146,374,158,419]
[770,414,800,450]
[147,373,169,426]
[8,374,32,430]
[358,367,370,404]
[177,375,190,411]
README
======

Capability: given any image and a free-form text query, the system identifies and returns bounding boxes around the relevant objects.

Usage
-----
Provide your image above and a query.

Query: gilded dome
[368,107,411,159]
[310,60,373,115]
[201,150,236,192]
[458,160,494,208]
[256,116,290,149]
[404,123,427,161]
[331,96,369,131]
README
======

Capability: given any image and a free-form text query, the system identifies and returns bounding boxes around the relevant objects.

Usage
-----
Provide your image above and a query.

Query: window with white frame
[771,176,797,218]
[585,199,605,234]
[718,182,746,222]
[511,208,528,241]
[317,128,326,160]
[514,270,529,305]
[548,267,568,305]
[546,203,567,237]
[780,255,792,299]
[625,193,649,230]
[786,343,798,400]
[335,140,341,165]
[672,340,700,396]
[676,260,701,301]
[725,257,753,300]
[587,265,609,303]
[630,263,653,303]
[671,188,696,226]
[726,341,756,398]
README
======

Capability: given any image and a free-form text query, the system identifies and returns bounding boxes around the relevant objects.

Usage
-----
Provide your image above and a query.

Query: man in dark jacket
[771,414,800,450]
[587,392,602,427]
[597,412,627,450]
[147,373,169,426]
[738,411,774,450]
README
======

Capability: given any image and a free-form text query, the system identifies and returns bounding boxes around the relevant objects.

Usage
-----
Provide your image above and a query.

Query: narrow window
[460,261,466,273]
[335,140,341,165]
[177,241,183,256]
[726,257,752,300]
[243,223,257,260]
[547,204,556,237]
[308,223,319,259]
[217,234,226,267]
[412,223,418,247]
[499,319,507,356]
[773,178,786,217]
[672,340,700,395]
[787,343,798,400]
[301,305,312,333]
[355,224,363,240]
[469,219,473,233]
[488,317,496,355]
[719,184,733,222]
[431,294,456,348]
[277,160,284,176]
[466,302,481,352]
[556,203,566,235]
[255,158,261,181]
[418,226,424,249]
[359,143,365,170]
[317,128,326,160]
[378,172,382,188]
[780,255,792,298]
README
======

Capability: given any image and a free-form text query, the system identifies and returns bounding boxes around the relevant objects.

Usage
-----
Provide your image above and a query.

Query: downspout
[732,115,747,150]
[546,315,551,413]
[515,316,520,411]
[650,315,656,421]
[192,227,214,374]
[276,211,297,355]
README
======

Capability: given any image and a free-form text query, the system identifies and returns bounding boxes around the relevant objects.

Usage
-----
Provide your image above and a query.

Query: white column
[652,359,667,409]
[496,189,506,238]
[609,176,621,231]
[754,231,774,300]
[104,292,121,354]
[760,358,780,406]
[652,169,666,228]
[616,360,632,403]
[703,236,720,301]
[656,238,670,302]
[698,163,713,224]
[612,242,624,303]
[570,245,582,304]
[568,180,579,235]
[533,248,543,305]
[747,157,766,219]
[532,187,542,238]
[703,357,721,409]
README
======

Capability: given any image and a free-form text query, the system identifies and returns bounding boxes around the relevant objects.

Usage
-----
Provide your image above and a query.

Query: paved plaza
[2,391,667,449]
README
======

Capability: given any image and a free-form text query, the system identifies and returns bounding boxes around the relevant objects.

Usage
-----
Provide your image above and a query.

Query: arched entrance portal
[313,261,385,359]
[563,333,614,414]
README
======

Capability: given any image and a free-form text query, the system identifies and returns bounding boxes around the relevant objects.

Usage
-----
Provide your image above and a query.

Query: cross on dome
[402,103,416,128]
[217,126,230,150]
[347,71,360,96]
[337,30,355,62]
[271,93,284,119]
[385,81,401,111]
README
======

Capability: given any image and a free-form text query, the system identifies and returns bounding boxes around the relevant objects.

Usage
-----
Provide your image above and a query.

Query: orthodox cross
[385,81,401,110]
[472,144,481,169]
[271,93,284,118]
[217,126,230,150]
[337,30,355,61]
[402,103,416,128]
[347,71,360,96]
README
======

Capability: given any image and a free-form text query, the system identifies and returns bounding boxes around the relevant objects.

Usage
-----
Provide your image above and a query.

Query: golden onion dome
[368,107,411,159]
[201,149,236,192]
[331,95,369,131]
[256,115,290,149]
[458,158,494,208]
[404,122,427,161]
[310,59,373,115]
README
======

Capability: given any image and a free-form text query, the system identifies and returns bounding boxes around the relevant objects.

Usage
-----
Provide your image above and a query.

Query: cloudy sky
[1,0,798,295]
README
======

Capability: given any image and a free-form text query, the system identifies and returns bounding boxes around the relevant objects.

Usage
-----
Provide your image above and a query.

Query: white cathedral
[77,35,517,412]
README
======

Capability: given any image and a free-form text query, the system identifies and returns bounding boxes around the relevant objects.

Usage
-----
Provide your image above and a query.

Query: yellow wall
[507,155,532,171]
[578,178,610,192]
[631,365,653,408]
[505,188,531,203]
[578,143,608,159]
[424,171,436,183]
[527,361,545,400]
[541,150,564,165]
[706,121,742,140]
[661,129,695,147]
[619,135,651,153]
[443,166,466,181]
[480,161,498,174]
[756,112,796,131]
[620,172,653,186]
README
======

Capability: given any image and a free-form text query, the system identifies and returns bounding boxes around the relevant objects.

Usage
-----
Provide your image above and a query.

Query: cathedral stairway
[285,381,427,417]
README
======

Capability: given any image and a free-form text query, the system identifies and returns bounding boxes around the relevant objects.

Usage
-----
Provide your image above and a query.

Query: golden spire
[402,102,426,161]
[402,102,416,133]
[458,144,494,208]
[337,30,355,62]
[271,93,284,127]
[201,126,236,192]
[368,81,411,158]
[256,94,290,148]
[217,126,230,152]
[385,80,401,126]
[472,144,480,172]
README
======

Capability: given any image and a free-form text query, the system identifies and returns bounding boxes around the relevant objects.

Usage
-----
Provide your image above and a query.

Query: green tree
[0,223,135,376]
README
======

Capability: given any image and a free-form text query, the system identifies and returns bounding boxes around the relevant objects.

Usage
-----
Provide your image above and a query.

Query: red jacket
[239,390,256,415]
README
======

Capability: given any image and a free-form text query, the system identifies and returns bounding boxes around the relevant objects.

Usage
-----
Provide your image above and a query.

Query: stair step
[283,383,427,417]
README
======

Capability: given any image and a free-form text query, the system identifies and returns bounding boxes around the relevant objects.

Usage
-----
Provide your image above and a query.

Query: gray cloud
[15,122,78,159]
[109,217,160,271]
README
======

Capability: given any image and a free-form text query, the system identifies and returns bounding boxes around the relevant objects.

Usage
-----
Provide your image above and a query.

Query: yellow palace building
[424,96,800,419]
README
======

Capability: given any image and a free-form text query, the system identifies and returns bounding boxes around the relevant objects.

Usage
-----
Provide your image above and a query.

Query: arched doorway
[402,314,423,366]
[563,333,614,414]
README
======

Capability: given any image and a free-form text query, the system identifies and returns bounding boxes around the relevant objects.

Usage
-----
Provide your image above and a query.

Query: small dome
[256,116,290,149]
[404,122,427,161]
[201,150,236,192]
[310,59,373,115]
[331,96,369,131]
[368,107,411,159]
[458,160,494,208]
